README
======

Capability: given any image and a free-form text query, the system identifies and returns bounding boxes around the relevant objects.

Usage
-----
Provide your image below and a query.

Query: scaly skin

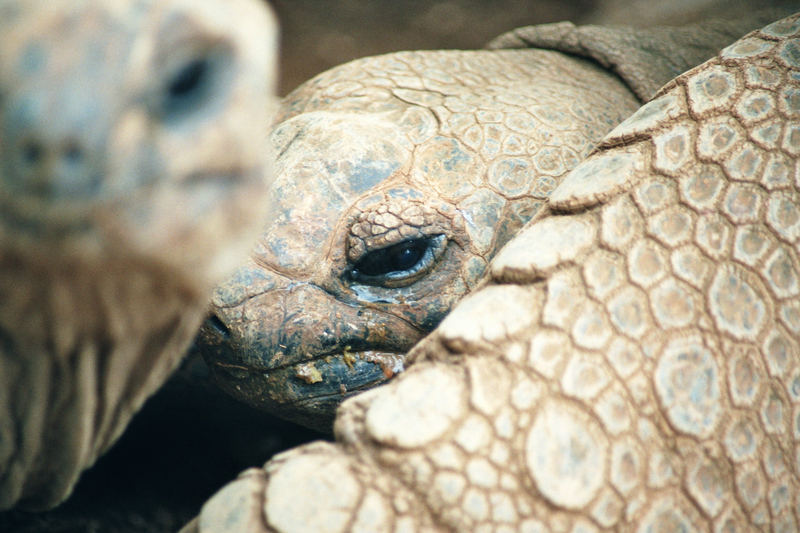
[189,14,800,532]
[0,0,277,510]
[198,47,640,431]
[198,14,777,432]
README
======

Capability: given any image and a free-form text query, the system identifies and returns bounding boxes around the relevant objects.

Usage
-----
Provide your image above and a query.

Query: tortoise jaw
[209,346,407,391]
[211,345,405,376]
[197,280,424,428]
[207,348,407,430]
[0,192,97,241]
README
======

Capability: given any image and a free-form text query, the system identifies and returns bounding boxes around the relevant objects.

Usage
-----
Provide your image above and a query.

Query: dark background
[269,0,778,95]
[271,0,595,94]
[1,1,795,531]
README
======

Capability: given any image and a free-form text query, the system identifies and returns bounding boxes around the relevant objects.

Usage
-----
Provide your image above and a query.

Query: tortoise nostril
[21,139,44,165]
[207,314,232,339]
[13,137,98,199]
[63,141,83,164]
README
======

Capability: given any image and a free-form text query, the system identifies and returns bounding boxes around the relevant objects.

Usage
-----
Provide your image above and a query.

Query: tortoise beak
[195,281,423,429]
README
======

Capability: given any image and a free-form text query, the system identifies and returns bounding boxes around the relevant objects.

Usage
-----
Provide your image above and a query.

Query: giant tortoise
[1,2,798,532]
[0,0,278,511]
[187,11,800,533]
[197,11,784,432]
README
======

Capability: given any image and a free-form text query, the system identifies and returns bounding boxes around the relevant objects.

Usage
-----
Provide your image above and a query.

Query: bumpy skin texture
[199,12,786,432]
[189,14,800,532]
[0,0,277,510]
[198,48,640,431]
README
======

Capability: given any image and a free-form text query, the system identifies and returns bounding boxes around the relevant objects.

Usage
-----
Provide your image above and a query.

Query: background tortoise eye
[161,46,231,121]
[167,57,208,101]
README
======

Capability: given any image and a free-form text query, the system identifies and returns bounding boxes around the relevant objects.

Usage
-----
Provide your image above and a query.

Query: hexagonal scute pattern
[190,13,800,533]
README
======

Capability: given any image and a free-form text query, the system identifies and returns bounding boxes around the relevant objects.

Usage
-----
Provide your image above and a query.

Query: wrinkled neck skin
[0,0,277,511]
[0,241,206,510]
[198,48,641,431]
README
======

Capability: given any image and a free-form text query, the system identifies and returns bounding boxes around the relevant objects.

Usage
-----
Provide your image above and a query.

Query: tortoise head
[197,48,640,430]
[0,0,278,510]
[0,0,278,289]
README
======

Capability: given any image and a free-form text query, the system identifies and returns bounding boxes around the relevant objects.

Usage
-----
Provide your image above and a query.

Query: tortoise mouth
[0,193,95,239]
[198,307,418,391]
[206,347,407,430]
[0,168,253,244]
[211,347,406,397]
[196,285,424,428]
[180,168,253,186]
[212,346,404,375]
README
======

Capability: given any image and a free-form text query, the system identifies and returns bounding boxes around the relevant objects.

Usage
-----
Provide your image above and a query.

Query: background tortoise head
[0,0,277,510]
[0,0,278,287]
[197,46,640,430]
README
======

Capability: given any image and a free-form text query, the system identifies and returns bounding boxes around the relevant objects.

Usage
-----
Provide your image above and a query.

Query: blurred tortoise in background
[0,0,277,510]
[197,12,783,431]
[190,13,800,532]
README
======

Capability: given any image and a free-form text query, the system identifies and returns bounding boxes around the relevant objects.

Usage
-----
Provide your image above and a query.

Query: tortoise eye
[354,239,428,277]
[167,57,208,101]
[160,45,232,122]
[349,235,445,288]
[162,54,212,118]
